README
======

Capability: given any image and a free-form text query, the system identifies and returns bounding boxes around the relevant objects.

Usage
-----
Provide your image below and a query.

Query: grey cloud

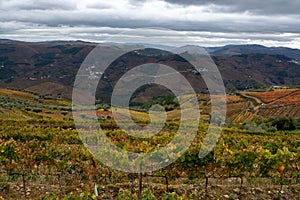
[85,2,112,10]
[1,8,300,34]
[0,0,299,48]
[0,0,77,11]
[2,24,299,48]
[163,0,300,15]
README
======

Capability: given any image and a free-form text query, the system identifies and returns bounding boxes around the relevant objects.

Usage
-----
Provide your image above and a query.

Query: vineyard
[0,89,300,199]
[244,89,299,104]
[273,92,300,105]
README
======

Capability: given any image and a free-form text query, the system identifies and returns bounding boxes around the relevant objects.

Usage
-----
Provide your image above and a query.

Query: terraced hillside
[241,89,300,119]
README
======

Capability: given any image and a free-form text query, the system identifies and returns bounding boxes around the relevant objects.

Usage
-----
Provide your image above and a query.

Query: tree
[271,116,296,131]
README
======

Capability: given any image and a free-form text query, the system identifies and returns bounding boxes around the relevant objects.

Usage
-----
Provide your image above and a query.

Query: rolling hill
[0,40,300,102]
[206,44,300,60]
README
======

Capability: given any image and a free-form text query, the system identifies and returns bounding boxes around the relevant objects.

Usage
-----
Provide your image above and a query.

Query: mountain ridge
[0,39,299,102]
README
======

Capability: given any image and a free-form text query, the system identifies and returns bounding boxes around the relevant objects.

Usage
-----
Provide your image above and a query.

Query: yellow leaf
[278,165,285,172]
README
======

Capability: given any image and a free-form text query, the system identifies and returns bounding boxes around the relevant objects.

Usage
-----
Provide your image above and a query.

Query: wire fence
[1,170,299,199]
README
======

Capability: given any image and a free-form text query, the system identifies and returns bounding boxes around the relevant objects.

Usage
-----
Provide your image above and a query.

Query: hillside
[0,89,300,199]
[239,89,300,119]
[0,40,300,102]
[0,40,96,98]
[206,44,300,60]
[0,87,299,128]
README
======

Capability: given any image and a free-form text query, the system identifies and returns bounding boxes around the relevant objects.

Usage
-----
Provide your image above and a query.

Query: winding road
[239,90,300,114]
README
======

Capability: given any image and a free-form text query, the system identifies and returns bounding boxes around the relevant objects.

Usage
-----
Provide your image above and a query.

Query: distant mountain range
[0,39,299,102]
[206,44,300,60]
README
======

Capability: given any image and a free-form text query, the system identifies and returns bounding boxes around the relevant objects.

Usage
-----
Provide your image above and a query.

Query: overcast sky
[0,0,300,48]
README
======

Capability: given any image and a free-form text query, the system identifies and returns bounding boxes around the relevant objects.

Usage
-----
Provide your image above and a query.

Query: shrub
[163,192,182,200]
[32,108,42,113]
[271,116,296,131]
[142,189,157,200]
[61,111,68,116]
[63,117,74,121]
[115,191,138,200]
